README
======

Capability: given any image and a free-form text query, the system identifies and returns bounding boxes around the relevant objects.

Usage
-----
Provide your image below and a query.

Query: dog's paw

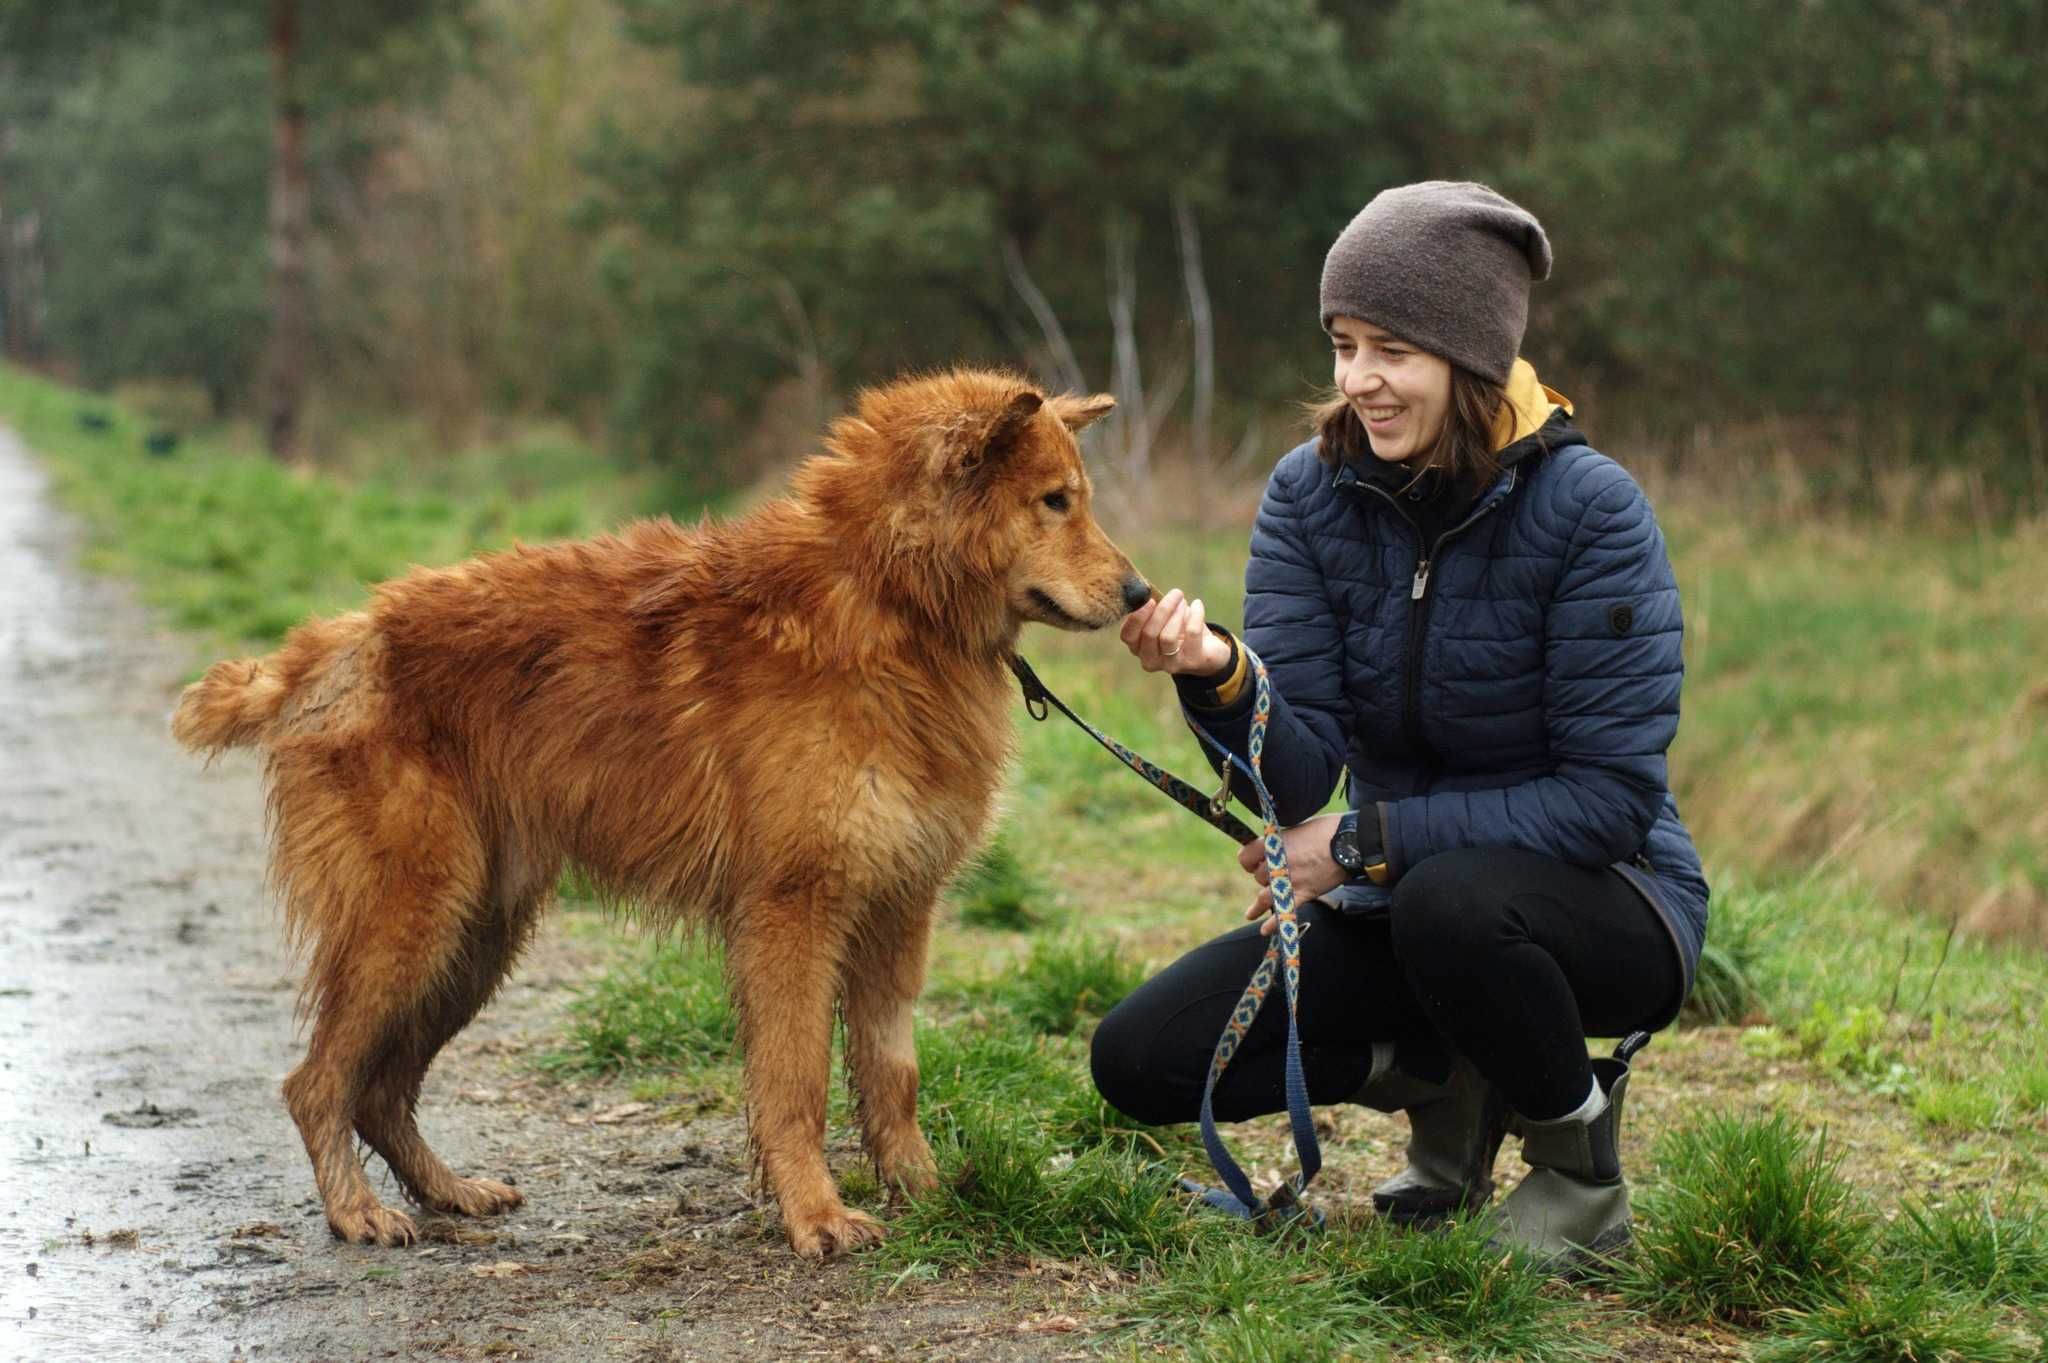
[786,1205,885,1261]
[330,1201,418,1248]
[881,1151,940,1200]
[431,1176,524,1218]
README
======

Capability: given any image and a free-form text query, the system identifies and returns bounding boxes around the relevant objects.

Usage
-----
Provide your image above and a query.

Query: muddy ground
[0,432,1094,1363]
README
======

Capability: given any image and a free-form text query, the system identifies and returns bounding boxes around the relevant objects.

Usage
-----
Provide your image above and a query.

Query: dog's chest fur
[770,662,1013,903]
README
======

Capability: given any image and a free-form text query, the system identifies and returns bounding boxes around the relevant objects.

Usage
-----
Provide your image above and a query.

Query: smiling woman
[1099,181,1709,1278]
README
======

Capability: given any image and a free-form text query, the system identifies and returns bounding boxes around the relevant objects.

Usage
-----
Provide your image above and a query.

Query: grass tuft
[1751,1281,2033,1363]
[950,830,1047,930]
[1125,1216,1603,1362]
[1880,1197,2048,1306]
[1620,1112,1875,1324]
[1683,883,1773,1024]
[913,1017,1193,1159]
[869,1102,1201,1275]
[543,943,735,1075]
[986,935,1148,1036]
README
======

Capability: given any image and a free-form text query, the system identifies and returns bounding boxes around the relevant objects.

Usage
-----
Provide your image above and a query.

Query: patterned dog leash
[1008,651,1322,1229]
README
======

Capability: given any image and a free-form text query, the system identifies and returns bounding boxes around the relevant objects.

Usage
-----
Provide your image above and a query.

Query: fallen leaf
[588,1102,652,1125]
[1017,1315,1082,1335]
[469,1261,539,1278]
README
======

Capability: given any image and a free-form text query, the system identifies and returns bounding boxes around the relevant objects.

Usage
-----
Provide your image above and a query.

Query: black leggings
[1090,847,1684,1125]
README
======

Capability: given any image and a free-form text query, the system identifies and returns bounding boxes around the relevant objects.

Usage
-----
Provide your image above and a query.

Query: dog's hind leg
[352,858,552,1219]
[842,899,938,1198]
[726,892,880,1260]
[273,747,491,1247]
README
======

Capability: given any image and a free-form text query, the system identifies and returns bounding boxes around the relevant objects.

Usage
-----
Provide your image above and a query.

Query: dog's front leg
[843,900,938,1198]
[729,905,882,1261]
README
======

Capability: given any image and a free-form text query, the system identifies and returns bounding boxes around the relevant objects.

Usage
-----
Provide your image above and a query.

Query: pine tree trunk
[0,120,26,363]
[264,0,310,461]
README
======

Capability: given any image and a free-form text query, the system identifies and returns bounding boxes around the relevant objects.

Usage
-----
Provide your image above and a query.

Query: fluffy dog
[171,369,1147,1259]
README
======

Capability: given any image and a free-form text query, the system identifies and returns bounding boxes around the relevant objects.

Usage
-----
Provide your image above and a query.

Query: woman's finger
[1119,599,1156,652]
[1138,589,1184,651]
[1183,598,1209,657]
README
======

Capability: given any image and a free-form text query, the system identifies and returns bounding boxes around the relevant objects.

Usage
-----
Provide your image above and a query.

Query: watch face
[1330,828,1362,873]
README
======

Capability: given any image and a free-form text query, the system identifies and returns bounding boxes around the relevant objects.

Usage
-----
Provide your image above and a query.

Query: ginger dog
[171,369,1147,1259]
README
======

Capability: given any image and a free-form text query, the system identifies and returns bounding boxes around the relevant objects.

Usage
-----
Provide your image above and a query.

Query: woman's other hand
[1240,812,1345,936]
[1120,588,1233,676]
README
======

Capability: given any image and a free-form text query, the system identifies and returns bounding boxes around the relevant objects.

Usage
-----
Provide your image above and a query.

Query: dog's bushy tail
[171,656,290,753]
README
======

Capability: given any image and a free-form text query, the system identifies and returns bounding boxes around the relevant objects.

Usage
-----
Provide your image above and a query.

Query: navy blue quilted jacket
[1187,413,1708,1014]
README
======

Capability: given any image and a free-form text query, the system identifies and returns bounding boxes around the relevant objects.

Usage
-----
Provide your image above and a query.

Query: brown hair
[1306,365,1512,496]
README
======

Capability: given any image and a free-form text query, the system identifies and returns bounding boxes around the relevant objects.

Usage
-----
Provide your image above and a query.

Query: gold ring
[1161,643,1182,656]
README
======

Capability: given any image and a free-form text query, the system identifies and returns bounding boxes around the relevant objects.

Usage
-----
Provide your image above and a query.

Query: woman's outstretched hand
[1120,588,1234,676]
[1240,812,1345,936]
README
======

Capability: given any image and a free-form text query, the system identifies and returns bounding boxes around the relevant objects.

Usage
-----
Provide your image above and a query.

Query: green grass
[1881,1197,2048,1307]
[948,829,1048,930]
[542,942,736,1077]
[872,1103,1205,1275]
[1619,1112,1877,1324]
[1751,1282,2033,1363]
[1121,1217,1604,1362]
[0,363,672,653]
[945,935,1148,1036]
[1617,1113,2042,1356]
[1701,875,2048,1136]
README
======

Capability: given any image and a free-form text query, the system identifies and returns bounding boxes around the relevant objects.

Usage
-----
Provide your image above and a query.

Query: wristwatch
[1329,810,1391,886]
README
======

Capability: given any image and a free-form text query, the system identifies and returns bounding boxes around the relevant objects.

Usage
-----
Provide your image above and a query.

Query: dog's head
[809,370,1150,639]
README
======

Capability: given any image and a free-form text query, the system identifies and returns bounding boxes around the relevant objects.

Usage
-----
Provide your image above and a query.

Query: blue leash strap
[1010,648,1321,1227]
[1182,653,1321,1224]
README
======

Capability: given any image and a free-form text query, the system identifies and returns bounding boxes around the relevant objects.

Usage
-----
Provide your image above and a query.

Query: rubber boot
[1490,1053,1633,1275]
[1350,1045,1509,1226]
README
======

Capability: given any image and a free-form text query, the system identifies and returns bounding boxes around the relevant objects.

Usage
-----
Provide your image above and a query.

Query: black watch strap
[1329,810,1364,874]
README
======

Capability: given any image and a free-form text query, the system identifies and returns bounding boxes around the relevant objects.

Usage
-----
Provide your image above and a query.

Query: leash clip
[1006,653,1050,722]
[1206,778,1233,821]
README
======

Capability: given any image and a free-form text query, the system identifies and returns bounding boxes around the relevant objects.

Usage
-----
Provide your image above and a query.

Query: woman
[1089,181,1708,1271]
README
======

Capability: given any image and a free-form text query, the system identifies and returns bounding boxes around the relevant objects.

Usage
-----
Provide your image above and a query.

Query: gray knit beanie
[1319,181,1552,385]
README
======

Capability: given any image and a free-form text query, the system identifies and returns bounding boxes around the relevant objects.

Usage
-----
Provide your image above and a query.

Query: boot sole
[1554,1222,1633,1282]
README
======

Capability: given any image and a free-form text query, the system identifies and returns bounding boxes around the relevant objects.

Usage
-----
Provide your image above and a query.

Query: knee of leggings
[1087,999,1180,1127]
[1389,848,1514,960]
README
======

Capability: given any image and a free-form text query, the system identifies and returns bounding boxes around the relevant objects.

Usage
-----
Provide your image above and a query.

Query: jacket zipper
[1351,470,1517,764]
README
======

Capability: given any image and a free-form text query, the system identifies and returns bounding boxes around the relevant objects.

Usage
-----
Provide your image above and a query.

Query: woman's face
[1328,315,1452,464]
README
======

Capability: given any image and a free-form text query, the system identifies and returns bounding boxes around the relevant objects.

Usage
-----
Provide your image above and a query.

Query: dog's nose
[1120,576,1153,614]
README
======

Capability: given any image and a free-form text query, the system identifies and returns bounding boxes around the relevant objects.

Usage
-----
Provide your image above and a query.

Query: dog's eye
[1042,491,1069,513]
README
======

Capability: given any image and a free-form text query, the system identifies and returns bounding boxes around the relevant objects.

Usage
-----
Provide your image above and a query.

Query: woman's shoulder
[1265,437,1328,495]
[1248,439,1339,518]
[1521,436,1655,527]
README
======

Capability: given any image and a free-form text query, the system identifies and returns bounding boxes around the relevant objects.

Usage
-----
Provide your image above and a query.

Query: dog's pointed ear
[934,389,1043,483]
[1049,392,1116,433]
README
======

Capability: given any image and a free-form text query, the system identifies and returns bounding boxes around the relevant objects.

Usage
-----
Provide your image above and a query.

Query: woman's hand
[1240,812,1345,936]
[1120,588,1234,676]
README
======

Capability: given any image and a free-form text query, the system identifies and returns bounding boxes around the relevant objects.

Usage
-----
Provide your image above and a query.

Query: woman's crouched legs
[1090,845,1682,1266]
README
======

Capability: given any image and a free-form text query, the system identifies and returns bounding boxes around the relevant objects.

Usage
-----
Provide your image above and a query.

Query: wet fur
[171,369,1141,1259]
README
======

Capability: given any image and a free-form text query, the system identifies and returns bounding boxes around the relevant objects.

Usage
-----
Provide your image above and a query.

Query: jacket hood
[1491,358,1572,451]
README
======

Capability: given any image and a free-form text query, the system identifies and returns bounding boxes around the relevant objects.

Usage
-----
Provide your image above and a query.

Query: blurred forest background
[2,0,2046,946]
[2,0,2043,492]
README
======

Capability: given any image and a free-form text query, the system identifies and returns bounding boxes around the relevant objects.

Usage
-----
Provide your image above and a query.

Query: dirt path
[0,432,1086,1363]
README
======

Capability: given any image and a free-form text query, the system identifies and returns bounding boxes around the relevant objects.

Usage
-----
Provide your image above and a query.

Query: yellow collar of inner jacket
[1491,358,1574,452]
